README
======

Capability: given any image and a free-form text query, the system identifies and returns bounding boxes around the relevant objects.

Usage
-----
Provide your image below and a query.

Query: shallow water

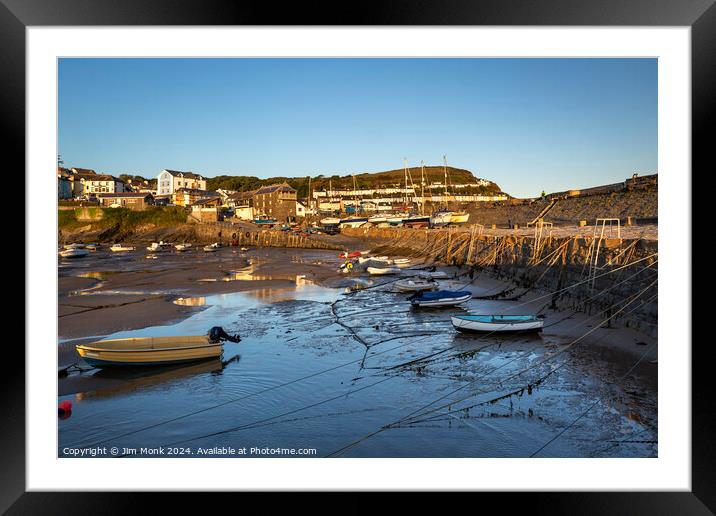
[58,267,657,458]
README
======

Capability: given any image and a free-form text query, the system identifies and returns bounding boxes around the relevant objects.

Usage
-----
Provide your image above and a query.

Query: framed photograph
[8,0,709,511]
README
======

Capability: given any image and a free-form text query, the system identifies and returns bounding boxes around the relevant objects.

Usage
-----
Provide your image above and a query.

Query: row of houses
[58,166,305,224]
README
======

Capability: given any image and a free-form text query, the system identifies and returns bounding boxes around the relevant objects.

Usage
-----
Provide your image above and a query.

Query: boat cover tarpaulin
[415,290,471,300]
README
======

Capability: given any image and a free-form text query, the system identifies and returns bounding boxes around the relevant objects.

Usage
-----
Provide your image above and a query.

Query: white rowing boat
[203,243,221,252]
[451,315,544,333]
[175,243,192,251]
[110,244,135,252]
[59,248,89,259]
[394,278,438,292]
[367,266,401,275]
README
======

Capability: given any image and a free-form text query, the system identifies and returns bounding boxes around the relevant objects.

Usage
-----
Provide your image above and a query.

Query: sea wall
[187,222,344,250]
[344,226,658,337]
[464,186,657,227]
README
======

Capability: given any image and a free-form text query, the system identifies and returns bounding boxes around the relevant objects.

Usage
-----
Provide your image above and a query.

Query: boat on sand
[76,326,241,367]
[110,244,135,252]
[395,278,438,292]
[367,266,401,275]
[409,290,472,307]
[147,241,173,252]
[59,248,89,259]
[451,314,544,333]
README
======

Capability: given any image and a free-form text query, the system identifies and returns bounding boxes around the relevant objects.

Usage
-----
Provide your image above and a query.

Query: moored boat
[110,244,135,252]
[85,243,100,251]
[147,241,173,252]
[386,214,405,226]
[409,290,472,307]
[339,217,369,229]
[175,243,192,251]
[203,242,221,252]
[451,314,544,333]
[415,270,449,279]
[339,251,363,259]
[449,211,470,225]
[75,327,241,367]
[64,243,86,250]
[367,215,388,226]
[59,248,89,259]
[367,266,401,275]
[403,215,430,228]
[254,218,277,226]
[429,210,453,227]
[394,278,438,292]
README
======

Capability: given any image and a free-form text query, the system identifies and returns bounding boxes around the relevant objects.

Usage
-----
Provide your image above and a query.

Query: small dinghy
[147,241,173,252]
[339,251,363,259]
[110,244,135,252]
[358,256,391,265]
[59,248,89,259]
[367,266,401,275]
[175,243,192,252]
[85,243,100,251]
[76,326,241,367]
[395,278,438,292]
[410,290,472,307]
[240,247,250,252]
[203,242,221,252]
[451,314,544,333]
[416,270,449,279]
[64,243,86,250]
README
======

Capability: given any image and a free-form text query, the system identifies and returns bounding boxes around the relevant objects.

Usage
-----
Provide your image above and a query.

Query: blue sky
[58,58,657,198]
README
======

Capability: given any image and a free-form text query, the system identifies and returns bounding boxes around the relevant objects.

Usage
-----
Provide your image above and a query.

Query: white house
[156,169,207,197]
[81,174,128,195]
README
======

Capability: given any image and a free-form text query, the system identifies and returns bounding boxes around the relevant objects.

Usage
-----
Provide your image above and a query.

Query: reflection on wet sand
[73,358,227,400]
[173,297,207,306]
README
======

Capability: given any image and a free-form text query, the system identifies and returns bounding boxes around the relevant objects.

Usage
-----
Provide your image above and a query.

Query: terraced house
[80,174,128,194]
[252,182,297,223]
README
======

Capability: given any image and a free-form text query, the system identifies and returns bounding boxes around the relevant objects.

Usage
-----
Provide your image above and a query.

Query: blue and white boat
[451,314,544,333]
[409,290,472,307]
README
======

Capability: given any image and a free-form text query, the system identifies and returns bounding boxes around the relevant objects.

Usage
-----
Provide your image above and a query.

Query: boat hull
[59,249,89,258]
[429,212,453,226]
[451,316,544,333]
[395,280,437,292]
[76,337,223,367]
[367,266,400,275]
[449,212,470,225]
[411,294,471,307]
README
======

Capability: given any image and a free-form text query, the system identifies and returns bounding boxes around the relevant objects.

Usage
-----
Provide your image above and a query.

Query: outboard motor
[208,326,242,343]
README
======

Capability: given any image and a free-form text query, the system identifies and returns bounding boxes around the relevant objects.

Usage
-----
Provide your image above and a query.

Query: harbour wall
[189,222,344,250]
[344,226,658,337]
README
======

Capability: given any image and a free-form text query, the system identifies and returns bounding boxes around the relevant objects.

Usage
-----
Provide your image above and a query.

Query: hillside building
[156,169,207,197]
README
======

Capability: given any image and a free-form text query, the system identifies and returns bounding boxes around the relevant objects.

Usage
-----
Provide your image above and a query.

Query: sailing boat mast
[307,175,311,210]
[403,158,409,207]
[443,154,449,208]
[420,160,426,215]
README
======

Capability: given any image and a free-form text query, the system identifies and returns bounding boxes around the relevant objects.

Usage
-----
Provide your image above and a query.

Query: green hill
[206,166,503,198]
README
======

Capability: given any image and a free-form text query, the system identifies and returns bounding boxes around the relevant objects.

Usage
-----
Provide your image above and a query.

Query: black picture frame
[5,0,708,512]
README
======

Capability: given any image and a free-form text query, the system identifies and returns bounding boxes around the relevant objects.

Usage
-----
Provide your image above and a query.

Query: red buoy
[58,400,73,417]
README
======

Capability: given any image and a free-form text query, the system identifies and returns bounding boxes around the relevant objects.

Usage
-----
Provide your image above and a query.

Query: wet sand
[58,245,657,457]
[58,247,347,339]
